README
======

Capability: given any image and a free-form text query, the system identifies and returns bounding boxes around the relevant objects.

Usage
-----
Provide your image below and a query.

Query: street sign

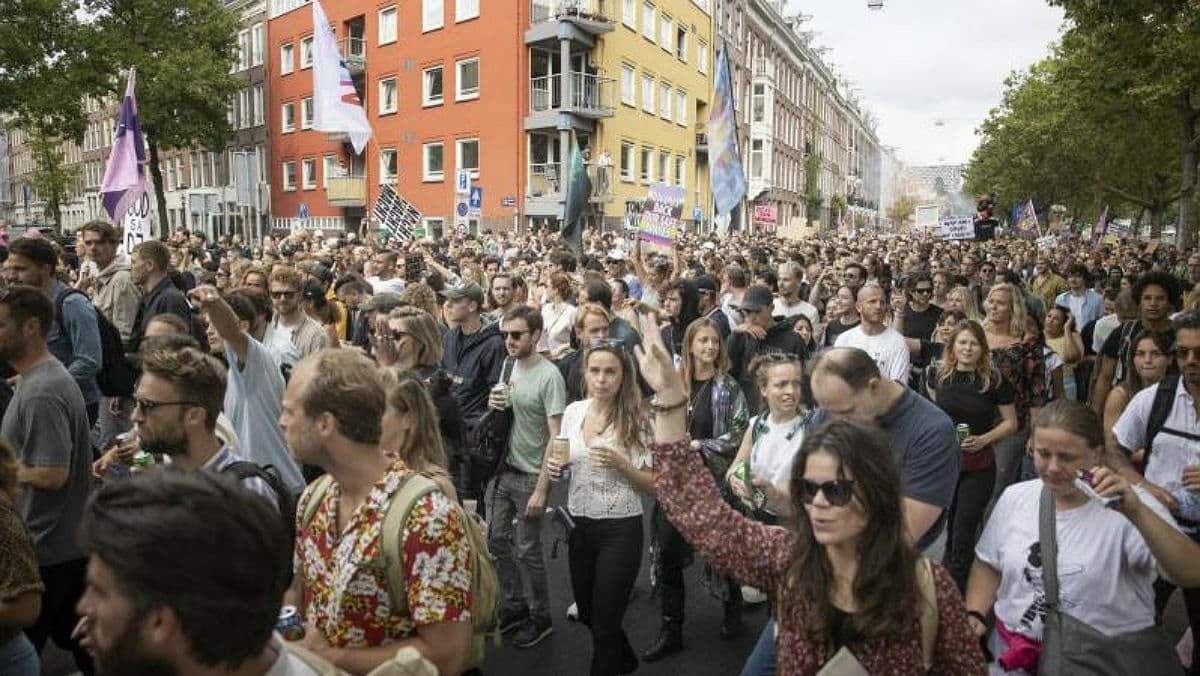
[455,169,471,195]
[693,206,702,222]
[454,194,469,231]
[469,186,483,215]
[298,202,309,220]
[501,196,516,207]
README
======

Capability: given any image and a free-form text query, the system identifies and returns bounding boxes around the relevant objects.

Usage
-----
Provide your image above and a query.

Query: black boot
[720,584,745,640]
[641,617,683,662]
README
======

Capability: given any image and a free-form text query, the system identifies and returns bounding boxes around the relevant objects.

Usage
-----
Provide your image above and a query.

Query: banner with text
[935,215,975,240]
[636,183,685,252]
[373,185,422,242]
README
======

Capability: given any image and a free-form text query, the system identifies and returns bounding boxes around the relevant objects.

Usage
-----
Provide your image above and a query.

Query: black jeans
[944,466,996,593]
[569,514,643,676]
[26,558,93,675]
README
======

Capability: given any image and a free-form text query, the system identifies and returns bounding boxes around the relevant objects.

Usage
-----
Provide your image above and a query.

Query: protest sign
[636,183,685,252]
[935,215,975,240]
[373,185,422,242]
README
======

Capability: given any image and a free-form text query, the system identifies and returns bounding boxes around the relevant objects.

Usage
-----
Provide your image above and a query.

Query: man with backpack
[1112,309,1200,675]
[1090,271,1179,412]
[4,236,103,424]
[282,348,477,675]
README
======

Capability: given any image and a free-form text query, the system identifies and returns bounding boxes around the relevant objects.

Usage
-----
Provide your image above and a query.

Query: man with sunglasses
[264,267,329,371]
[891,271,943,388]
[0,285,94,673]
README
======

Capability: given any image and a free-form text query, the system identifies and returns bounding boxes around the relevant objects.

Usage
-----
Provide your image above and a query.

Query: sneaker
[565,602,579,621]
[741,585,767,605]
[498,607,528,635]
[513,615,554,648]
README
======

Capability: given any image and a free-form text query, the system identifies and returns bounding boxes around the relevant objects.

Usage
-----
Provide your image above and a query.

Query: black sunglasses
[913,286,933,294]
[501,330,529,340]
[270,290,297,299]
[797,478,856,507]
[135,398,204,414]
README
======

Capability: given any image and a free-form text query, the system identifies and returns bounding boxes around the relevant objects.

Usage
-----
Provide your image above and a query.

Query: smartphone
[1075,469,1121,508]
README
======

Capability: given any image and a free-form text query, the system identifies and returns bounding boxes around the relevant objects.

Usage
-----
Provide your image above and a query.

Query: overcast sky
[786,0,1064,167]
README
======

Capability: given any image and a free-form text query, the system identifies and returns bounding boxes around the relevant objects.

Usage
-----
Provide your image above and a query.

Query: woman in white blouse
[548,342,653,676]
[539,271,577,358]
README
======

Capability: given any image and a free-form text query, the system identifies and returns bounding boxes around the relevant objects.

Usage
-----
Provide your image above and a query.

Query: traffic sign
[693,206,702,222]
[456,202,469,217]
[455,169,471,195]
[501,196,516,207]
[299,202,309,220]
[469,186,482,216]
[454,194,469,231]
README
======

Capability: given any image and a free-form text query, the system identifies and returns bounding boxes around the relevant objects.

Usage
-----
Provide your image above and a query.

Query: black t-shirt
[903,304,943,367]
[688,378,715,441]
[823,317,860,347]
[926,368,1015,435]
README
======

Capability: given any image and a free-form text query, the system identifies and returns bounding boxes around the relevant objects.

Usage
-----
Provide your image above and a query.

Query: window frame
[641,73,654,113]
[423,0,444,32]
[455,0,480,22]
[456,137,480,178]
[422,64,445,107]
[378,6,398,45]
[301,158,317,190]
[658,81,671,119]
[378,77,398,115]
[620,65,636,106]
[282,161,296,191]
[379,148,398,184]
[300,36,313,69]
[281,102,296,133]
[620,140,634,182]
[301,96,314,130]
[642,2,655,40]
[423,142,445,182]
[455,57,480,101]
[280,43,294,75]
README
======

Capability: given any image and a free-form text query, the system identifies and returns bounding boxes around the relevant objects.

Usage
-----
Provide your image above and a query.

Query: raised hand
[633,311,684,396]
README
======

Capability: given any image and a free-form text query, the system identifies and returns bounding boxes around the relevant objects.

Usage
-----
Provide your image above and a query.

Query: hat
[362,292,404,313]
[737,285,775,312]
[702,241,717,251]
[441,281,486,306]
[694,275,719,294]
[606,248,627,261]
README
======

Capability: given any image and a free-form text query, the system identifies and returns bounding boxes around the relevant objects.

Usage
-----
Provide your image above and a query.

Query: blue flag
[708,46,747,218]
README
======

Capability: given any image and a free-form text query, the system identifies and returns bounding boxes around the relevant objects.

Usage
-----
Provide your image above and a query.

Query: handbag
[1036,485,1183,675]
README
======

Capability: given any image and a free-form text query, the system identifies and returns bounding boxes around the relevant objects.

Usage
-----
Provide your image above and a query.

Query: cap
[362,292,404,313]
[607,249,627,261]
[694,275,719,294]
[441,281,486,306]
[737,285,775,312]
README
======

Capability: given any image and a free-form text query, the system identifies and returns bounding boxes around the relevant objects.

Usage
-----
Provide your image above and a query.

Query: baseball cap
[607,248,627,261]
[694,275,719,295]
[441,281,486,306]
[736,285,775,312]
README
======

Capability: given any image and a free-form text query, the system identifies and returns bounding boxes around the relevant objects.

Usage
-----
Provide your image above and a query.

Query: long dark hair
[785,420,919,644]
[663,279,701,355]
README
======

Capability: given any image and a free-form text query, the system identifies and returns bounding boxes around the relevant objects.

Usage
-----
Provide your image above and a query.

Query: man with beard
[0,286,94,673]
[132,344,281,506]
[74,469,339,675]
[834,282,910,383]
[485,273,519,325]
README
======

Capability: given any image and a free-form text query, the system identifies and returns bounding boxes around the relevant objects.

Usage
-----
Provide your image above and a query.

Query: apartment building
[0,130,10,223]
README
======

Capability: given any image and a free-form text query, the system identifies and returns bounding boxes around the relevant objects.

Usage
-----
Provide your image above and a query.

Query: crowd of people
[1,218,1200,675]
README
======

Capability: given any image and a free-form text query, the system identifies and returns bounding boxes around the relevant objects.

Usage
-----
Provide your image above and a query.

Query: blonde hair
[948,285,980,322]
[936,320,999,392]
[384,375,448,474]
[387,306,442,366]
[985,283,1027,339]
[398,283,440,320]
[679,318,731,395]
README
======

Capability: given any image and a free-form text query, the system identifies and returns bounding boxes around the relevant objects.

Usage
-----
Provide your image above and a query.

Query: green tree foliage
[28,129,80,229]
[887,193,917,226]
[803,141,823,228]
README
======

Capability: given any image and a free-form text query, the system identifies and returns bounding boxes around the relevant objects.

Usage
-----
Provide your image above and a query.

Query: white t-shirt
[834,325,911,382]
[1113,378,1200,520]
[538,302,577,354]
[224,337,305,492]
[262,323,300,371]
[975,479,1179,641]
[560,399,650,519]
[748,413,808,488]
[368,276,406,295]
[772,297,819,328]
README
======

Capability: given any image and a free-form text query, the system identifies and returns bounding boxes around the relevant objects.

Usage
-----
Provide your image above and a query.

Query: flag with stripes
[100,70,147,221]
[312,0,372,154]
[708,46,747,219]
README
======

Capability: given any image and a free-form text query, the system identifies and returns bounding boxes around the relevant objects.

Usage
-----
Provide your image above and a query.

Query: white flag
[312,0,372,154]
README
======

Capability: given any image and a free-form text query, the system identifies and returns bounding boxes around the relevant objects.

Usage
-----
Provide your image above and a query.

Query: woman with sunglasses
[643,318,751,662]
[632,313,986,674]
[965,400,1200,674]
[546,342,654,676]
[925,320,1019,592]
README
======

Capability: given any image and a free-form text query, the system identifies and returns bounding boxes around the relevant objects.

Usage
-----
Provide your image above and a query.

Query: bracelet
[967,610,988,626]
[648,395,688,412]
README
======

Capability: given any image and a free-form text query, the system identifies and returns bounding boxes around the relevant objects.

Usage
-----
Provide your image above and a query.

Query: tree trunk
[1178,94,1198,249]
[147,137,169,239]
[1149,203,1165,239]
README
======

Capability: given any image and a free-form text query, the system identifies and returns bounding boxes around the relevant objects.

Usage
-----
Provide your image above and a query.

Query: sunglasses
[913,287,933,294]
[501,330,529,340]
[134,397,204,414]
[797,478,856,507]
[270,290,297,299]
[1175,346,1200,361]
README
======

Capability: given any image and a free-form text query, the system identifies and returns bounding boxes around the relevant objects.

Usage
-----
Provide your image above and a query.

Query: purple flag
[101,70,147,221]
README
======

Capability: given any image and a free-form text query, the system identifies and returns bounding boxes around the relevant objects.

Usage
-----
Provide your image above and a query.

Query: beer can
[955,424,971,442]
[276,605,305,641]
[130,451,155,474]
[549,436,571,479]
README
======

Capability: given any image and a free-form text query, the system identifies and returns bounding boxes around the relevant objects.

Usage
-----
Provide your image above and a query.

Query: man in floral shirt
[281,348,473,675]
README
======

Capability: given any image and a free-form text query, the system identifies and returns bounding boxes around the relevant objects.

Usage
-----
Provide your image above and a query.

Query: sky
[786,0,1064,167]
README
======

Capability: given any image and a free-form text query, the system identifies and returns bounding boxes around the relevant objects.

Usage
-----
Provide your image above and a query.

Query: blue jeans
[741,619,777,676]
[0,632,40,676]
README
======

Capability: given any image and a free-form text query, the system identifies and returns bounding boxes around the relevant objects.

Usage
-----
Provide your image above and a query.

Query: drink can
[736,462,765,511]
[130,451,155,473]
[277,605,305,641]
[955,424,971,442]
[549,436,571,479]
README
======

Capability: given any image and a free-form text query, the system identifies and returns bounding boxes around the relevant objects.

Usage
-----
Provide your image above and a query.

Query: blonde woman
[0,439,43,676]
[946,285,981,323]
[983,284,1048,500]
[925,320,1018,591]
[379,375,457,501]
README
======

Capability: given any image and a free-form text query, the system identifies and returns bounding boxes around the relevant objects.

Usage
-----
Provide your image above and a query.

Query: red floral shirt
[295,459,472,648]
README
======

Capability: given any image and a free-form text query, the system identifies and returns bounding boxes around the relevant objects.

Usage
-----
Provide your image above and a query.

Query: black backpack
[1143,373,1200,458]
[219,461,298,547]
[55,289,136,397]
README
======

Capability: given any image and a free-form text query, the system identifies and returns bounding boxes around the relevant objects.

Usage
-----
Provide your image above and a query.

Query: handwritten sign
[121,191,155,254]
[636,183,685,252]
[935,215,974,240]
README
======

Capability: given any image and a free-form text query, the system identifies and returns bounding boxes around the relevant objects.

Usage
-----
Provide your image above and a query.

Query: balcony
[339,37,365,75]
[753,57,775,81]
[526,72,614,129]
[526,0,614,45]
[327,175,366,208]
[695,123,708,159]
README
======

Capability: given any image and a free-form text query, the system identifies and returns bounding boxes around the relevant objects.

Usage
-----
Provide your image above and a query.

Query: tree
[81,0,242,233]
[802,141,823,229]
[27,129,80,230]
[887,194,917,226]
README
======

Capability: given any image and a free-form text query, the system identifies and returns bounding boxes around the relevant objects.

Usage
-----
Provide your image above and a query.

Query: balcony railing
[530,0,613,25]
[695,123,708,154]
[339,37,366,74]
[753,57,774,79]
[527,162,562,198]
[327,175,366,207]
[529,72,615,116]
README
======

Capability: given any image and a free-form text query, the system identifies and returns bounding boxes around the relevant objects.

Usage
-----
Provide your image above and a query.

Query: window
[280,43,294,74]
[698,40,708,74]
[239,89,251,128]
[455,0,479,22]
[281,102,295,133]
[642,2,655,40]
[379,148,398,183]
[323,155,337,188]
[622,0,636,28]
[751,139,763,178]
[659,150,669,184]
[620,65,635,106]
[282,161,296,191]
[640,146,651,183]
[302,158,316,190]
[752,83,765,122]
[675,156,686,187]
[676,26,687,61]
[253,85,265,126]
[641,73,654,113]
[456,58,479,101]
[659,15,672,52]
[675,90,687,125]
[423,142,444,181]
[237,29,250,70]
[423,65,444,106]
[251,23,264,66]
[300,36,313,68]
[423,0,444,31]
[379,6,397,44]
[301,97,314,129]
[456,138,480,176]
[620,141,634,181]
[379,77,398,114]
[659,82,671,119]
[424,218,445,238]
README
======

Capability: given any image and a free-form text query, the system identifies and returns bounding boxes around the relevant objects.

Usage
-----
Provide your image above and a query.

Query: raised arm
[189,285,249,361]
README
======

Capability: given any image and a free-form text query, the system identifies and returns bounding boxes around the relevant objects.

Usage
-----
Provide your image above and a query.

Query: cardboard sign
[935,215,975,240]
[636,183,685,252]
[373,185,422,242]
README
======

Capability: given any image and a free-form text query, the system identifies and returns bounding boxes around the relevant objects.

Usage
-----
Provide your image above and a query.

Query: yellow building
[522,0,712,233]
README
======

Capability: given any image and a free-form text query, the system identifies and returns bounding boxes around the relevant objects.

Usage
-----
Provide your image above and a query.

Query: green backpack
[300,473,499,668]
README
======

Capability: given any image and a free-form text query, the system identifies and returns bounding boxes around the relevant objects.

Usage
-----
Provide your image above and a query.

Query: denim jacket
[48,281,101,407]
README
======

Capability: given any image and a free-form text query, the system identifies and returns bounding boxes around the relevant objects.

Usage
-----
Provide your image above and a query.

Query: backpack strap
[380,473,441,618]
[915,557,938,673]
[299,474,335,532]
[54,287,88,333]
[1143,373,1181,461]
